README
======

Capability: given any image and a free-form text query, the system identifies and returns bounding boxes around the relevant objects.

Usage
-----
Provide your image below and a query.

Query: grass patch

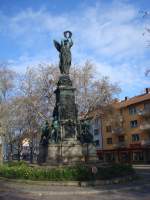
[0,162,135,181]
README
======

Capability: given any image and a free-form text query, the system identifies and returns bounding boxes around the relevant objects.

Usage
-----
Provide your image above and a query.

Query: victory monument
[52,31,77,140]
[38,31,97,165]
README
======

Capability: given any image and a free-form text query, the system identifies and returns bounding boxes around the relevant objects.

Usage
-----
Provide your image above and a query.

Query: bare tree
[0,64,16,102]
[70,61,121,115]
[0,64,17,161]
[0,61,121,162]
[18,64,59,163]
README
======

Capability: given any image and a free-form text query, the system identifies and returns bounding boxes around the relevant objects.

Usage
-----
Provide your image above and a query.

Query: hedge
[0,162,135,181]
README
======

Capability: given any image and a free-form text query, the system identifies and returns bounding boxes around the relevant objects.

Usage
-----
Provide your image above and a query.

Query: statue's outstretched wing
[53,40,61,52]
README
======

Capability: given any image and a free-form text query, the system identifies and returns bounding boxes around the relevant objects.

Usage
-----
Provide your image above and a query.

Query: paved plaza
[0,165,150,200]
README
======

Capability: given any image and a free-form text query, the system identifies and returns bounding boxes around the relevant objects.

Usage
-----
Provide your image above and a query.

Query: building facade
[90,117,103,150]
[80,109,103,152]
[97,88,150,163]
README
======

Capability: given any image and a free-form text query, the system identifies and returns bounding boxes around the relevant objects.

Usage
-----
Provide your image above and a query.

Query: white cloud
[0,0,149,97]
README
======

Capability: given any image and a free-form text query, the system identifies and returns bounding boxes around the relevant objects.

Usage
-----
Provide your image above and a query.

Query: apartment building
[97,88,150,163]
[80,108,103,151]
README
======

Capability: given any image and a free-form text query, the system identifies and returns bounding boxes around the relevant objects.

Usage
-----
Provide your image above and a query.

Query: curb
[80,175,136,187]
[0,175,136,187]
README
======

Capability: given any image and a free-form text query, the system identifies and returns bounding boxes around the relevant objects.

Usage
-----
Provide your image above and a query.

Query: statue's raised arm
[53,31,73,75]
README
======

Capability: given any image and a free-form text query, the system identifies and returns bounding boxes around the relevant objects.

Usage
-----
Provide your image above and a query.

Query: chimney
[125,96,128,101]
[146,88,150,94]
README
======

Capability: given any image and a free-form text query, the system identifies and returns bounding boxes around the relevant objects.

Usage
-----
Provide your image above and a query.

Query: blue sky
[0,0,150,99]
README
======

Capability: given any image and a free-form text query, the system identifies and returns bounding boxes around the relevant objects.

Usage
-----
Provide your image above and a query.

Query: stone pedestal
[47,140,98,165]
[42,75,98,165]
[53,75,78,139]
[47,140,84,165]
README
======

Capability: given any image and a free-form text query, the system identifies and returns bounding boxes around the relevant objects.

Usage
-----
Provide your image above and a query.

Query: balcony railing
[138,108,150,117]
[140,123,150,130]
[111,127,124,135]
[113,142,127,148]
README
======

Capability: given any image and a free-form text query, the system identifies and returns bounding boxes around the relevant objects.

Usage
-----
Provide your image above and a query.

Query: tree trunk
[30,143,33,164]
[8,143,13,161]
[17,148,20,161]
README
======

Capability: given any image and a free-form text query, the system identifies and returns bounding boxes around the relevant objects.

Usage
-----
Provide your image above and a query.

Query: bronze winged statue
[53,31,73,75]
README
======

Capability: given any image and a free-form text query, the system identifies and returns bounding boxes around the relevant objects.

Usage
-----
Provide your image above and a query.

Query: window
[94,129,99,136]
[120,109,123,115]
[129,106,137,115]
[132,134,140,142]
[106,126,112,132]
[118,136,125,142]
[144,103,150,110]
[105,153,115,162]
[132,152,144,161]
[95,140,100,147]
[107,138,112,144]
[94,118,99,128]
[130,120,138,128]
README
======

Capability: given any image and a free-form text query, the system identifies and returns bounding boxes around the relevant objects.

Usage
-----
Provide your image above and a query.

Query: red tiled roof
[80,90,150,116]
[117,93,150,108]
